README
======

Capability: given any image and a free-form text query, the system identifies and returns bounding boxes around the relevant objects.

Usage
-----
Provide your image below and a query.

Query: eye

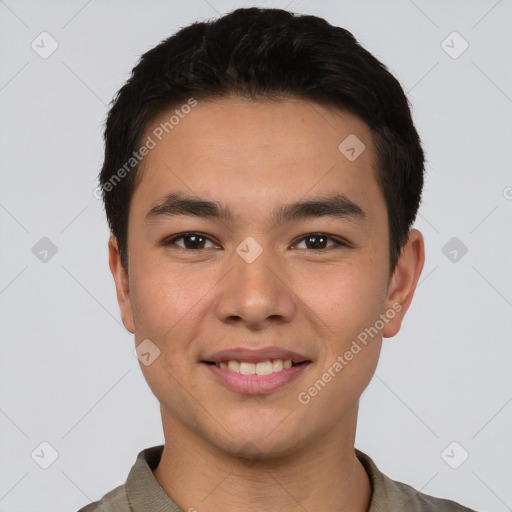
[162,232,218,250]
[293,233,347,251]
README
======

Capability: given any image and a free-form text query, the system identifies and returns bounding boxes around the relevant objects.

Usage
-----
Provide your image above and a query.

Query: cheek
[303,260,389,338]
[128,258,209,340]
[308,276,385,384]
[128,263,207,408]
[294,340,381,439]
[295,271,385,425]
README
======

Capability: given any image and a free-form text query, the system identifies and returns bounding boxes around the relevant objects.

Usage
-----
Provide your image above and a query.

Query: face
[109,96,424,459]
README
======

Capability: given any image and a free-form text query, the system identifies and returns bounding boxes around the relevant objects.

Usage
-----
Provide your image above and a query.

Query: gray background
[1,0,511,510]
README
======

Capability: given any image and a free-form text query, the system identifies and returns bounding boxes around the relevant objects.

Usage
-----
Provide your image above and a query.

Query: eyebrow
[145,191,366,225]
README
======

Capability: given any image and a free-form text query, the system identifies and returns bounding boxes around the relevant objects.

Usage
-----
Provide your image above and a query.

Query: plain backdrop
[0,0,511,511]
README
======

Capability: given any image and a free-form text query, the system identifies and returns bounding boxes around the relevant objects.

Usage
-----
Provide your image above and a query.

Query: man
[79,7,476,512]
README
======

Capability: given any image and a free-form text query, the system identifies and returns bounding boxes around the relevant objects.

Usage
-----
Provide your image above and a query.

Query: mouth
[202,359,309,375]
[200,347,312,395]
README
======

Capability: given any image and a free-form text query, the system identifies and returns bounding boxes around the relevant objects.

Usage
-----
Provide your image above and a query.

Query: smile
[202,359,311,395]
[208,359,298,375]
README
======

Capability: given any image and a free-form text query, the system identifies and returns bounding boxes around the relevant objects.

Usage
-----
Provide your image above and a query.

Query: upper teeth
[217,359,293,375]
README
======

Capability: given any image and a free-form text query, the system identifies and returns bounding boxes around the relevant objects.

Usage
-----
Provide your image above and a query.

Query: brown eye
[294,233,344,250]
[163,233,216,250]
[305,234,330,249]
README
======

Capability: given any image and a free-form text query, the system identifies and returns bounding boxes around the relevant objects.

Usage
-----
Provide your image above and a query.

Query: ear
[382,229,425,338]
[108,235,135,333]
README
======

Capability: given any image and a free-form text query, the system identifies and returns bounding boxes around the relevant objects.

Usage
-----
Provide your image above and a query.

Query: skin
[109,96,425,512]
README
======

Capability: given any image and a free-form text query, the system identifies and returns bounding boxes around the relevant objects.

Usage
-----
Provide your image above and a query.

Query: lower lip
[202,362,310,395]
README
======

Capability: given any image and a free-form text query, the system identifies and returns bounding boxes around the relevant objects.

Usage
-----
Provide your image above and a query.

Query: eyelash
[161,232,350,252]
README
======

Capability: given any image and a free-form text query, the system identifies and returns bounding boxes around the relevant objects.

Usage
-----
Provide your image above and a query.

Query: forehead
[132,96,383,224]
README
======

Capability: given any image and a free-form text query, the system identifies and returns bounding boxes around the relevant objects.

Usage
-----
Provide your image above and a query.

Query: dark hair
[99,7,424,271]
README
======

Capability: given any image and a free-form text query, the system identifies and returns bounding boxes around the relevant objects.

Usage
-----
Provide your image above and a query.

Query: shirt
[77,445,477,511]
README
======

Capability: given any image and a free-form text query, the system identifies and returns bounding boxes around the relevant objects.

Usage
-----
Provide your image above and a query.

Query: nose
[213,239,297,330]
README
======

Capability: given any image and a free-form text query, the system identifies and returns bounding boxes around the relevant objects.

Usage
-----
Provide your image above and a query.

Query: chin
[220,437,300,463]
[210,419,310,463]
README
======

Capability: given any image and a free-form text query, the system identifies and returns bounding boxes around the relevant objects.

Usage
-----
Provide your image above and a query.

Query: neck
[152,409,372,512]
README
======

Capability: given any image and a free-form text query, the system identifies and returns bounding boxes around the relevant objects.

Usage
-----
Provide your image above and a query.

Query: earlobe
[383,229,425,338]
[108,236,135,333]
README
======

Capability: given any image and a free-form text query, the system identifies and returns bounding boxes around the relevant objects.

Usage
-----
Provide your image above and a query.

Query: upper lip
[202,347,310,364]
